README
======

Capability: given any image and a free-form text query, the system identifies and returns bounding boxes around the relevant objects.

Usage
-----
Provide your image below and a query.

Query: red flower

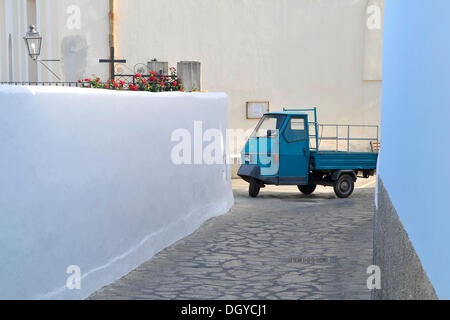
[179,88,184,92]
[104,84,109,89]
[173,81,178,86]
[85,78,91,82]
[161,81,165,87]
[134,73,142,78]
[119,80,126,86]
[78,80,82,83]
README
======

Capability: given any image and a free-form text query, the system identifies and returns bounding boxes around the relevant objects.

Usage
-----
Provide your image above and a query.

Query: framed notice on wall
[246,101,270,119]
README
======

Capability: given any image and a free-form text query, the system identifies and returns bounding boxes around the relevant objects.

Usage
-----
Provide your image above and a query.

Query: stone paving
[89,179,375,300]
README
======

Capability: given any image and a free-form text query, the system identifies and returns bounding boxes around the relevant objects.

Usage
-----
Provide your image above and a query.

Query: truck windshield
[251,115,287,138]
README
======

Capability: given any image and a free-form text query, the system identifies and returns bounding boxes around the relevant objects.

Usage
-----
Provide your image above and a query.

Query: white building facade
[0,0,384,154]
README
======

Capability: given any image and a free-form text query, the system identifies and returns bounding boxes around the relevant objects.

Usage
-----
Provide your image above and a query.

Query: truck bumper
[237,165,278,185]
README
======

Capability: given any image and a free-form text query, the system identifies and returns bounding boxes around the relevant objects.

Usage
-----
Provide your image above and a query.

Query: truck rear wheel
[334,175,355,198]
[249,178,261,198]
[298,184,317,195]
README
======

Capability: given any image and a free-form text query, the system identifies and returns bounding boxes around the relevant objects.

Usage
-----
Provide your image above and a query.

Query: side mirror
[267,129,278,137]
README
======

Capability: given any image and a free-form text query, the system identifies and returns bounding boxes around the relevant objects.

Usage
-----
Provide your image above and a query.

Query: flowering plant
[78,68,184,92]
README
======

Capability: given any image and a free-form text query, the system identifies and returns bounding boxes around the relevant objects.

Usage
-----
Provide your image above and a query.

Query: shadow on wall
[61,35,88,82]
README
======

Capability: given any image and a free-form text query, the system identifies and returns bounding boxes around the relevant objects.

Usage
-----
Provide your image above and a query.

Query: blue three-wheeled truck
[238,108,379,198]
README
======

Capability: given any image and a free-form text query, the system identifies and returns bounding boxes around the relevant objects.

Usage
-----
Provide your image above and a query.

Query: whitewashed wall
[117,0,384,152]
[53,0,110,82]
[377,0,450,299]
[1,0,384,156]
[0,0,110,83]
[0,85,233,299]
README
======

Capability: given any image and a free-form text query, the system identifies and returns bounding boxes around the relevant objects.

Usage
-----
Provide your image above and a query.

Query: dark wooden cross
[99,47,126,81]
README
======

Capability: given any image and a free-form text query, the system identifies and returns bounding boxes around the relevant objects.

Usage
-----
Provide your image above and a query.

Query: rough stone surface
[89,182,375,300]
[372,178,438,300]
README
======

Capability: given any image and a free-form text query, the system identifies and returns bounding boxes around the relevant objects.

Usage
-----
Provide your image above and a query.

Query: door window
[284,117,306,143]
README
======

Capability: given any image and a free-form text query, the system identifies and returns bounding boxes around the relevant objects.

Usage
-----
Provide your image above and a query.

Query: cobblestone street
[89,179,375,300]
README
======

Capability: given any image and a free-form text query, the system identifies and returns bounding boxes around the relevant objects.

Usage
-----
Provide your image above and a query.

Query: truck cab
[238,108,378,198]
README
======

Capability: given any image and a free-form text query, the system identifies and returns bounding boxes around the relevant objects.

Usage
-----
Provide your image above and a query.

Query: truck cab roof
[264,112,309,117]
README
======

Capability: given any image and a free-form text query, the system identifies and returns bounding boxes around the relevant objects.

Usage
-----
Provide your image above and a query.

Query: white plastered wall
[0,85,234,299]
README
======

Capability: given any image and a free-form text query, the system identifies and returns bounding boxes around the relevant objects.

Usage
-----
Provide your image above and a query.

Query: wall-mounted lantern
[23,25,42,61]
[23,25,61,80]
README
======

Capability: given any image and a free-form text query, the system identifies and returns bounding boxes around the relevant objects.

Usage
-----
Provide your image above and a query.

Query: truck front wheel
[333,175,355,198]
[298,184,317,195]
[249,178,261,198]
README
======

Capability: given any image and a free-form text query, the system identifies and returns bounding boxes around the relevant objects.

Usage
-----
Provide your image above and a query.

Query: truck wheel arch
[331,170,357,182]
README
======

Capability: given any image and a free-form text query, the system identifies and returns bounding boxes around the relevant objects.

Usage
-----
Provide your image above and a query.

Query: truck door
[279,115,309,185]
